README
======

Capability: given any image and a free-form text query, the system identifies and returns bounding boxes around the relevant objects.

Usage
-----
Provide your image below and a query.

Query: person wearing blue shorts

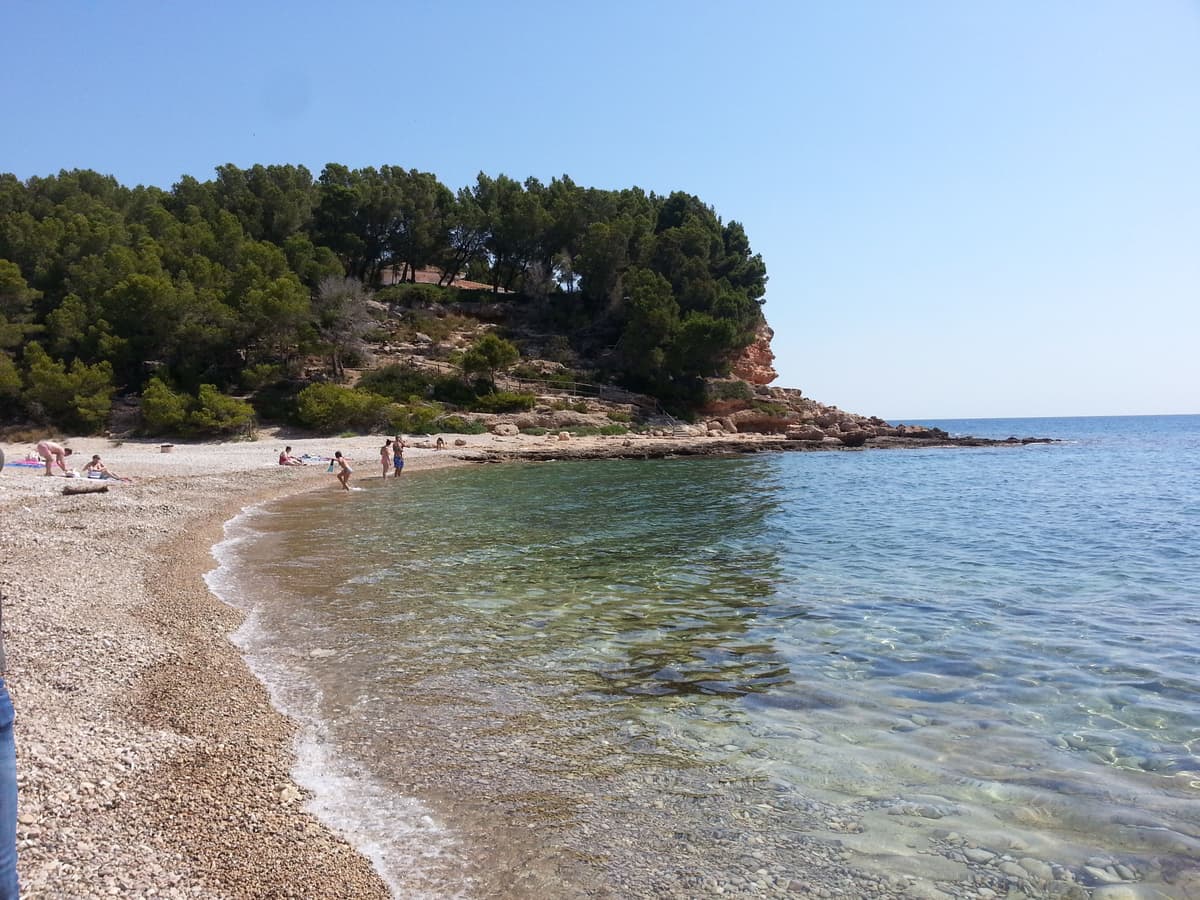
[391,436,405,477]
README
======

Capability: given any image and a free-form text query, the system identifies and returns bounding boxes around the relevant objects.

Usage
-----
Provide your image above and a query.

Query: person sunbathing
[278,446,305,466]
[82,455,132,482]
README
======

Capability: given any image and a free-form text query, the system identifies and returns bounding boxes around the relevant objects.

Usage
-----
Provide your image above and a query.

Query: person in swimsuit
[380,440,392,478]
[334,451,352,490]
[81,455,131,482]
[35,440,72,476]
[278,446,304,466]
[391,436,405,478]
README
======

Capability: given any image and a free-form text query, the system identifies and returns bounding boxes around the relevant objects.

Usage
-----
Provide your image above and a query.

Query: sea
[207,415,1200,898]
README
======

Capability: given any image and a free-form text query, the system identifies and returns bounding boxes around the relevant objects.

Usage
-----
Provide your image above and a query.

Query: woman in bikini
[380,440,392,479]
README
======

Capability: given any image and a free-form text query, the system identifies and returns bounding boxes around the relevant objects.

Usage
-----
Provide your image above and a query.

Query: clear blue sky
[3,0,1197,419]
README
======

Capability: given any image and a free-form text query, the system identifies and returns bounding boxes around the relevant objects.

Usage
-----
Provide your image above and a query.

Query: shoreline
[0,433,481,898]
[0,427,1053,897]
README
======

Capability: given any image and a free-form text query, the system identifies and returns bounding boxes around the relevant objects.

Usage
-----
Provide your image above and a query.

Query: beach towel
[7,459,44,468]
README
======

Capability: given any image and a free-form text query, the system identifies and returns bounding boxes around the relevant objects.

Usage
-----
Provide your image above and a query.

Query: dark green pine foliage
[0,165,767,432]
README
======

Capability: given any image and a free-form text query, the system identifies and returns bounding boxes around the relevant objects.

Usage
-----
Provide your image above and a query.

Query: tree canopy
[0,163,768,432]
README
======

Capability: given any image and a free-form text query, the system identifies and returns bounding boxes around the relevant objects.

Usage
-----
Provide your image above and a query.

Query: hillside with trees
[0,164,769,437]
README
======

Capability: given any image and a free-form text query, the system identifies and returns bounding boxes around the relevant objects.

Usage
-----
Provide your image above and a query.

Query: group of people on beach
[31,440,129,482]
[277,436,418,490]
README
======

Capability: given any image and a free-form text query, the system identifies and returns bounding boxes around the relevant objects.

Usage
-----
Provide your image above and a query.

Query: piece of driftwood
[62,481,109,495]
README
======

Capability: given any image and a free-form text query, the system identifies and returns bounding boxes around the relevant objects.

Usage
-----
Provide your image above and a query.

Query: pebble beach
[0,429,795,898]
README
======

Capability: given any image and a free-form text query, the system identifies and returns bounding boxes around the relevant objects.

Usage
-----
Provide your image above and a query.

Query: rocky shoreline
[470,431,1058,463]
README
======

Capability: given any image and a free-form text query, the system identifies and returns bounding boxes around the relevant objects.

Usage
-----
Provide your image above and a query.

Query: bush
[295,384,392,433]
[707,379,753,402]
[250,379,305,422]
[357,364,435,402]
[23,342,115,433]
[437,415,487,434]
[606,410,632,422]
[141,379,256,437]
[570,424,629,436]
[542,334,574,364]
[551,399,590,413]
[471,391,536,413]
[388,401,444,434]
[188,384,256,437]
[376,283,450,307]
[241,363,285,391]
[429,374,479,407]
[140,378,189,433]
[751,400,790,416]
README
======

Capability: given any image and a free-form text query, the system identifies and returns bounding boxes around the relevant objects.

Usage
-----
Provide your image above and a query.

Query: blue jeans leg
[0,679,18,899]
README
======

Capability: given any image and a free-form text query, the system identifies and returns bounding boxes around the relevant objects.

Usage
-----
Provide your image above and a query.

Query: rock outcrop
[731,323,778,385]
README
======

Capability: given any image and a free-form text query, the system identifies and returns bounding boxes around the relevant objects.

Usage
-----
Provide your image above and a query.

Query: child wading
[333,452,352,490]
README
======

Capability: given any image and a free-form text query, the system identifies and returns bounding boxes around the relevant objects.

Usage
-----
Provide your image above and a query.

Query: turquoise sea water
[209,415,1200,898]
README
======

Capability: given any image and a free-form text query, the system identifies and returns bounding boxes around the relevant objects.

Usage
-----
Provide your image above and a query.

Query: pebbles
[2,466,392,898]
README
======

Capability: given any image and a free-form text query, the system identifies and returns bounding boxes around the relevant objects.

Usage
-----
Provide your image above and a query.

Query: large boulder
[787,424,825,442]
[491,423,519,436]
[838,430,869,447]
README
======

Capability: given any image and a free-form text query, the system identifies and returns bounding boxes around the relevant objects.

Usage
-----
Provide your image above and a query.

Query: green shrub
[377,283,449,307]
[388,401,444,434]
[707,379,753,402]
[188,384,256,436]
[471,391,536,413]
[570,424,629,436]
[438,415,486,434]
[550,399,590,413]
[23,342,115,434]
[606,410,632,422]
[250,379,304,422]
[542,334,573,363]
[295,383,391,433]
[241,363,284,391]
[140,378,189,433]
[141,379,255,437]
[751,400,789,416]
[430,374,478,407]
[523,426,548,436]
[358,364,435,401]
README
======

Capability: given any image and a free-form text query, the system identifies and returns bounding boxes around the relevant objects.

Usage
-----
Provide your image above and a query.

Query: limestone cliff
[731,323,778,385]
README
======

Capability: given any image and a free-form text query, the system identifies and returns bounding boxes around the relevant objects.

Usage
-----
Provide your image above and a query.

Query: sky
[2,0,1197,419]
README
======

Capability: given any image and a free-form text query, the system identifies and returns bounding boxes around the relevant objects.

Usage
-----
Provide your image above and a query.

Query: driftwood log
[62,481,109,495]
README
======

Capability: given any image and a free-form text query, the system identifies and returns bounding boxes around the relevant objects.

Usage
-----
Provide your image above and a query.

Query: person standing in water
[333,451,353,490]
[391,435,405,478]
[379,440,392,479]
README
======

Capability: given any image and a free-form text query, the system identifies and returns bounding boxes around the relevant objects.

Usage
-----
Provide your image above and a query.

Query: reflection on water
[216,422,1200,897]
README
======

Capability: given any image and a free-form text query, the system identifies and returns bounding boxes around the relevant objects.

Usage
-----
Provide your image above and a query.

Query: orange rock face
[731,323,778,385]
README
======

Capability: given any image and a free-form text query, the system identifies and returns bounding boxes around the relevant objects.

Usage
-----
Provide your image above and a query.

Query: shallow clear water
[209,415,1200,898]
